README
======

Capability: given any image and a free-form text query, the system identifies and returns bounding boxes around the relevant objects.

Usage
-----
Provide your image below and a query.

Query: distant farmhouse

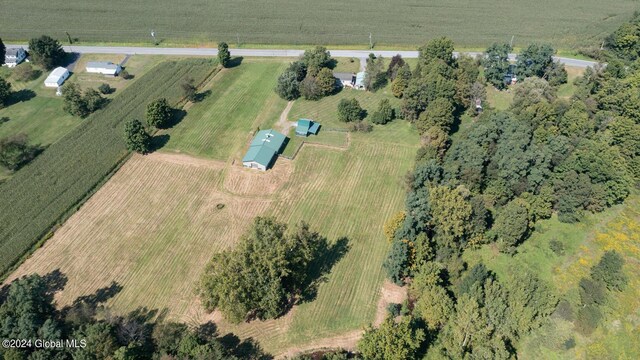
[295,119,320,137]
[333,71,365,90]
[3,47,27,67]
[242,129,287,171]
[44,67,70,88]
[86,61,122,76]
[334,72,356,88]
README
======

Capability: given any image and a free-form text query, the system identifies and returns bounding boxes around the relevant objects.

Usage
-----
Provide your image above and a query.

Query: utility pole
[237,33,241,48]
[369,33,373,49]
[151,30,157,45]
[510,35,515,48]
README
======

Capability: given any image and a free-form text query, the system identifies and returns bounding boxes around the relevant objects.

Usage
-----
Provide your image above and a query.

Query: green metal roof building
[295,119,321,137]
[242,129,287,171]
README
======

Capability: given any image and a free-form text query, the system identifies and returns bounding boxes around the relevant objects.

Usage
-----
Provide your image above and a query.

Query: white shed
[44,67,70,88]
[86,61,122,76]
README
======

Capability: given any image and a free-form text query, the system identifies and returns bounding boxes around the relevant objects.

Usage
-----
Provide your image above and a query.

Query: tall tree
[62,83,90,118]
[301,46,333,77]
[492,198,531,252]
[275,70,301,100]
[337,98,364,122]
[315,67,336,96]
[0,134,40,171]
[416,98,455,134]
[483,43,512,89]
[198,217,329,323]
[591,250,627,291]
[28,35,66,70]
[418,37,455,66]
[146,98,172,128]
[217,42,231,68]
[358,317,425,360]
[123,119,152,154]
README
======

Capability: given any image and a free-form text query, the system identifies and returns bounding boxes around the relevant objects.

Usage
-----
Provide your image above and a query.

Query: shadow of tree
[219,332,273,360]
[227,56,244,68]
[298,236,351,304]
[62,281,124,326]
[150,134,170,152]
[193,89,212,102]
[5,89,36,106]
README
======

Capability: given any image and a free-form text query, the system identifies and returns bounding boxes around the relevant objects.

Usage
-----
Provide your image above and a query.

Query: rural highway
[9,44,600,68]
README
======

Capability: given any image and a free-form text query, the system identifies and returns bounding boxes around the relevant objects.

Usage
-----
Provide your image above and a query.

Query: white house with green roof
[242,129,287,171]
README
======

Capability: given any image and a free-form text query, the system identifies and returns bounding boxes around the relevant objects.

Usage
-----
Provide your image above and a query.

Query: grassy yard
[289,84,400,129]
[463,193,640,359]
[161,59,288,161]
[0,1,635,48]
[6,58,421,355]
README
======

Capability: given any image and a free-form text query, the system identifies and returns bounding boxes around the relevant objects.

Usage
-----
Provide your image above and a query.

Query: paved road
[8,44,599,68]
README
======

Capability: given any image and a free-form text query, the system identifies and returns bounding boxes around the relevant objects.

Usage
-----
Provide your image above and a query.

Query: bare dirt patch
[147,151,226,170]
[223,158,293,196]
[374,280,407,326]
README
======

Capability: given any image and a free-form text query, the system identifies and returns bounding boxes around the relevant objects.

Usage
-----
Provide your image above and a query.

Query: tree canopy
[28,35,66,70]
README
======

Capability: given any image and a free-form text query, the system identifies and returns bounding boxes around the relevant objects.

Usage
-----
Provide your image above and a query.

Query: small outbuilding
[354,71,366,90]
[295,119,321,137]
[86,61,122,76]
[4,47,27,67]
[44,67,70,88]
[334,72,356,88]
[242,129,287,171]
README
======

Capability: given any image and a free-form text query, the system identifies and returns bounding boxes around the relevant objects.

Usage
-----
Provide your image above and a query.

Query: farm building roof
[249,129,286,152]
[5,48,24,57]
[333,72,354,82]
[309,122,320,135]
[243,129,287,167]
[355,72,365,87]
[296,119,311,135]
[86,61,120,70]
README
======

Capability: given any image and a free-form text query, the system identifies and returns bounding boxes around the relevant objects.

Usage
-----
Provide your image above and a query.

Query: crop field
[0,58,217,276]
[1,0,636,48]
[463,194,640,359]
[161,59,288,161]
[6,59,421,354]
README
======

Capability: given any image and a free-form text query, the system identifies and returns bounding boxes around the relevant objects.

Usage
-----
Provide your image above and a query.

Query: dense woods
[374,34,637,358]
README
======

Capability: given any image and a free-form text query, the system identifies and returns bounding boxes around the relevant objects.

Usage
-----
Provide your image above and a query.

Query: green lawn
[0,70,80,147]
[289,84,400,129]
[1,1,635,48]
[161,59,288,161]
[218,120,420,351]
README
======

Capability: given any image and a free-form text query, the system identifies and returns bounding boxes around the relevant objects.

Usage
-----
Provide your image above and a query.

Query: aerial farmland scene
[0,1,639,359]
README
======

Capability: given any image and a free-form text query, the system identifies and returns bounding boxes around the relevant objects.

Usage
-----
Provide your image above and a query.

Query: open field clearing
[161,59,288,161]
[6,154,275,318]
[463,194,640,358]
[0,0,636,48]
[0,58,217,276]
[7,109,419,354]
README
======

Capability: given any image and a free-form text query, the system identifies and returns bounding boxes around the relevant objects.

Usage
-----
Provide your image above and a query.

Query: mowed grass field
[161,59,288,161]
[6,59,420,354]
[0,0,637,48]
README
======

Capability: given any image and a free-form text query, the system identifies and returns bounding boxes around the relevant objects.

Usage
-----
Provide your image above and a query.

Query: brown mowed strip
[5,154,272,318]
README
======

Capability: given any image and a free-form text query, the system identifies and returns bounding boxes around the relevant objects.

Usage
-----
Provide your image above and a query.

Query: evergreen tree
[217,42,231,68]
[123,119,151,154]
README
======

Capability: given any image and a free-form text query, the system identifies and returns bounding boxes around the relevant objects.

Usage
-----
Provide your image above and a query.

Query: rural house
[44,67,70,87]
[3,47,27,67]
[86,61,122,76]
[295,119,320,137]
[242,129,287,171]
[334,72,356,88]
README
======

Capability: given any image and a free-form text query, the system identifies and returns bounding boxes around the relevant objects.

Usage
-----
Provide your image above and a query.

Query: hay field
[0,0,636,48]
